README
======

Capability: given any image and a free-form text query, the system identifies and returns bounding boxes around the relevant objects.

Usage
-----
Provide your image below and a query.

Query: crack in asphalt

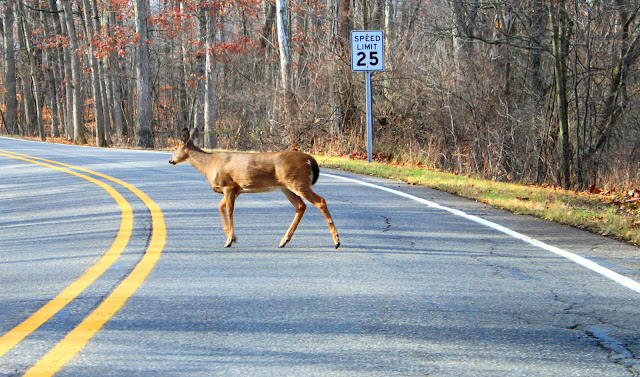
[380,215,392,232]
[577,325,639,376]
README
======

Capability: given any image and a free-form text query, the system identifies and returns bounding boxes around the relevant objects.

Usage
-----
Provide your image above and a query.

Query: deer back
[210,151,317,193]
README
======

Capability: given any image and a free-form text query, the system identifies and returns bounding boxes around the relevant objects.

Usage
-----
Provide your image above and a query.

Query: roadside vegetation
[315,155,640,248]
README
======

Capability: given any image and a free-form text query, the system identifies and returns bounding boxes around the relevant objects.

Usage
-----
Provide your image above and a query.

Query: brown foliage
[2,0,640,190]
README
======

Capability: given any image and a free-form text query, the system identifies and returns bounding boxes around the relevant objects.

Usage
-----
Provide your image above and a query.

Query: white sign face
[351,30,384,72]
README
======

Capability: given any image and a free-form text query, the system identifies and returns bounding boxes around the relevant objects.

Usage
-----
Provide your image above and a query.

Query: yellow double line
[0,150,166,376]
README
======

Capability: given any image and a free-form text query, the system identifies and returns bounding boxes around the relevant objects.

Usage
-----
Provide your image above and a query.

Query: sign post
[351,30,384,162]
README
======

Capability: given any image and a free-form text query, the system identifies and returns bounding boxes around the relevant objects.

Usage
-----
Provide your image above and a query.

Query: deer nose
[169,159,175,165]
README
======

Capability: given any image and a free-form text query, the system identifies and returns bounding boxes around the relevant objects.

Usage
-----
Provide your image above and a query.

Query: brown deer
[169,128,340,249]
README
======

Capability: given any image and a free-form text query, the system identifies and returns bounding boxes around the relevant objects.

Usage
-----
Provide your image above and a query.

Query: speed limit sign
[351,30,384,72]
[351,30,384,162]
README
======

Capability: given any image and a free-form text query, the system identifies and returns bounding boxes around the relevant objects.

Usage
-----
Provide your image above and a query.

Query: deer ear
[180,128,190,143]
[190,128,200,144]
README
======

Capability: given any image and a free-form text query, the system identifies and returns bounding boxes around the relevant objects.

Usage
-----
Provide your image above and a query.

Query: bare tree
[41,1,65,138]
[18,2,45,140]
[62,0,86,143]
[134,0,154,148]
[548,0,571,188]
[204,6,217,149]
[2,0,640,189]
[105,0,125,143]
[81,0,107,146]
[449,0,477,61]
[327,0,353,136]
[276,0,297,137]
[2,0,18,135]
[582,1,640,181]
[14,2,36,137]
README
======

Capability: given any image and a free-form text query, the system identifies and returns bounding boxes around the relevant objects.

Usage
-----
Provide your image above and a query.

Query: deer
[169,128,340,249]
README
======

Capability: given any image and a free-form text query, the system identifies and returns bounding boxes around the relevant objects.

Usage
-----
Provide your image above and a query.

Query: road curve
[1,139,165,375]
[0,150,135,360]
[1,136,639,376]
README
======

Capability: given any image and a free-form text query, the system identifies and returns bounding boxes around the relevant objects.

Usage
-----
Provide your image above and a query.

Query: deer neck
[186,147,219,178]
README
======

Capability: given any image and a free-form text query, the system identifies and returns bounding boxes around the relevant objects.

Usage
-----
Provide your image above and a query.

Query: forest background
[1,0,640,191]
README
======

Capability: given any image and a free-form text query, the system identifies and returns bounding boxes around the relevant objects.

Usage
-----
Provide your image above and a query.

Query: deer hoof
[335,242,340,249]
[224,236,236,247]
[279,239,289,248]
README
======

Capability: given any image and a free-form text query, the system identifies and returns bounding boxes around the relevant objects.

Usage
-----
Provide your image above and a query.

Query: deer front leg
[218,197,232,246]
[221,188,238,247]
[279,188,307,248]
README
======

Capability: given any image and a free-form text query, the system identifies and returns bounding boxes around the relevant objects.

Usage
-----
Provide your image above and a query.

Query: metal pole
[365,71,373,162]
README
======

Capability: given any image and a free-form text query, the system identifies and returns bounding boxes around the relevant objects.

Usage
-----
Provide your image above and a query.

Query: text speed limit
[351,30,384,72]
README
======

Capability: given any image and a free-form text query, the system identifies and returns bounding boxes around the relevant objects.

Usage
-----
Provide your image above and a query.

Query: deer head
[169,128,199,165]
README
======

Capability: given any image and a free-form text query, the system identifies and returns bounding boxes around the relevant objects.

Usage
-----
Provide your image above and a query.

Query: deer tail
[308,157,320,185]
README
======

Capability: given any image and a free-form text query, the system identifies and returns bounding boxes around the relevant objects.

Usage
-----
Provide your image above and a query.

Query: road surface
[1,136,639,376]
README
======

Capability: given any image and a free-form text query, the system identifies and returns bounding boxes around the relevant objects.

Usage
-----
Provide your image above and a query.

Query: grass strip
[316,155,640,247]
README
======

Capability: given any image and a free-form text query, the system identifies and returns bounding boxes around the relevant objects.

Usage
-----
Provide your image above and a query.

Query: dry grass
[316,155,640,247]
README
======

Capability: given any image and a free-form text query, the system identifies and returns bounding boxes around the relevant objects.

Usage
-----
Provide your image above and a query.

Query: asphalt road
[1,136,639,376]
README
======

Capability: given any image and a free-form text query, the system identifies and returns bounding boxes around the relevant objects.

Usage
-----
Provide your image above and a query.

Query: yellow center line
[0,150,166,376]
[0,151,133,358]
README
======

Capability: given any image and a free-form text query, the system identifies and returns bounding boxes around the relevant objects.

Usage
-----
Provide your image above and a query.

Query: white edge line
[321,172,640,294]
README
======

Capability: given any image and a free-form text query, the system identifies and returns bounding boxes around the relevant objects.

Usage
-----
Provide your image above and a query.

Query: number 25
[357,51,379,66]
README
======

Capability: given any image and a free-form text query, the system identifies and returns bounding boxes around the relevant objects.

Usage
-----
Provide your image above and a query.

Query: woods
[1,0,639,190]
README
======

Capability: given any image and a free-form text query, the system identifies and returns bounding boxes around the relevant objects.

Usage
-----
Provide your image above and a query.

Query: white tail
[169,128,340,248]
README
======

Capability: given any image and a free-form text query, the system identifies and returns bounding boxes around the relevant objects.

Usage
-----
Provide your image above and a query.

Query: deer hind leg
[279,188,307,248]
[220,188,239,247]
[294,187,340,249]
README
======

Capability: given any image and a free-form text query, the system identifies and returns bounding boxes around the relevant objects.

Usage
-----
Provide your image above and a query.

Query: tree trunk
[178,1,190,135]
[42,3,64,138]
[527,0,547,183]
[14,4,36,136]
[105,0,124,143]
[49,0,67,138]
[81,0,106,146]
[384,0,395,41]
[449,0,477,61]
[261,0,276,49]
[62,0,86,143]
[19,3,45,140]
[134,0,154,148]
[373,0,384,29]
[548,0,571,188]
[276,0,297,135]
[193,8,206,135]
[276,0,291,94]
[327,0,352,136]
[2,1,18,135]
[203,7,217,149]
[95,0,111,143]
[583,0,640,170]
[59,2,73,140]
